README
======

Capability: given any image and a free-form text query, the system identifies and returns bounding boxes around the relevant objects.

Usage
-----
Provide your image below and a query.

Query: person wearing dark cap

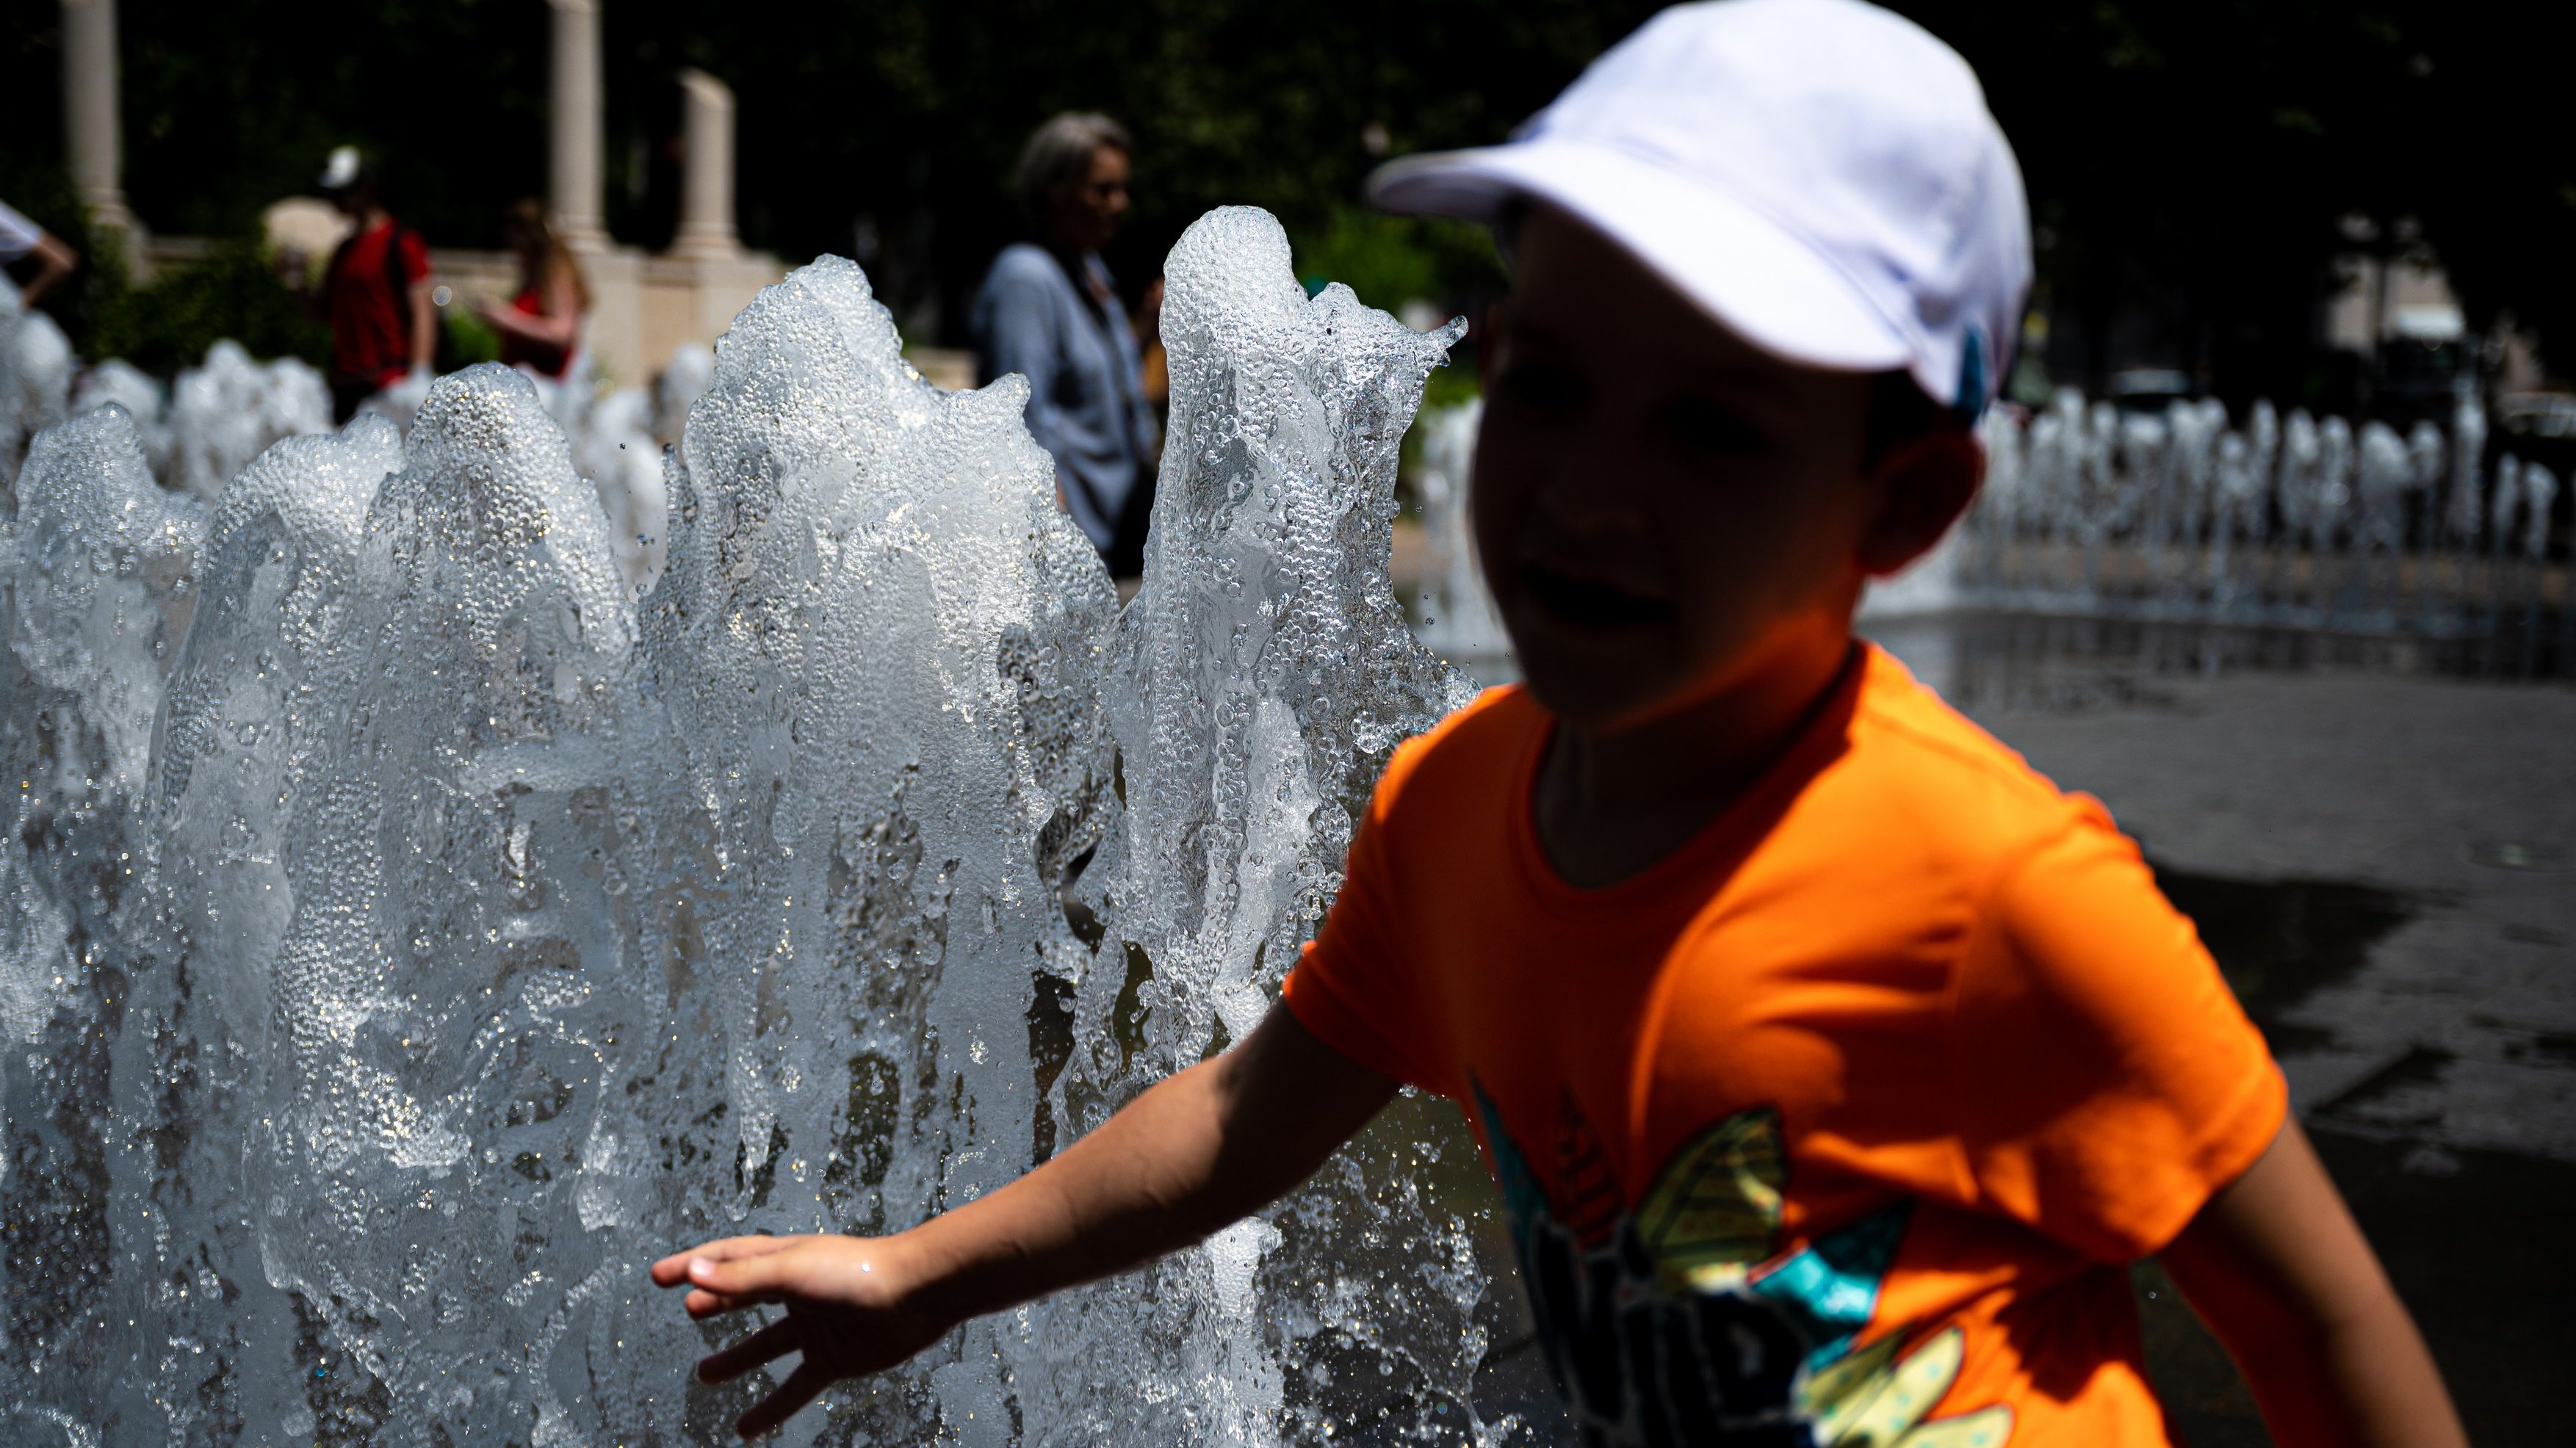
[971,113,1158,578]
[315,146,436,422]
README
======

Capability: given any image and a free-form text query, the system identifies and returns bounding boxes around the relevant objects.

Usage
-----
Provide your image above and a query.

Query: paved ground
[1451,615,2576,1446]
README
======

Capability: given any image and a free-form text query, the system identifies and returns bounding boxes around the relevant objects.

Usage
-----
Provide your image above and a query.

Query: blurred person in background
[973,112,1160,579]
[477,198,588,382]
[0,198,79,305]
[312,147,436,422]
[1134,275,1169,427]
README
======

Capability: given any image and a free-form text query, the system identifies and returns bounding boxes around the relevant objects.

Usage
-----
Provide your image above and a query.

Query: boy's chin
[1504,617,1688,732]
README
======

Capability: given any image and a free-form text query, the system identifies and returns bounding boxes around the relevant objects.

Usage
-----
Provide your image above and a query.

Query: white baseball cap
[318,145,368,193]
[1369,0,2030,416]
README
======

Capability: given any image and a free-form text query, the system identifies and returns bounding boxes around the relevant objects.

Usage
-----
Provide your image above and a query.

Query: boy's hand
[652,1005,1396,1439]
[650,1234,948,1438]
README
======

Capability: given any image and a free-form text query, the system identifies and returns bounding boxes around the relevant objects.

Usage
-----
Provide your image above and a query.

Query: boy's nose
[1523,461,1653,542]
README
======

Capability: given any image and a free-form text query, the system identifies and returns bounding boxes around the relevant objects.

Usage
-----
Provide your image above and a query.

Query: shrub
[1289,204,1505,322]
[87,240,330,376]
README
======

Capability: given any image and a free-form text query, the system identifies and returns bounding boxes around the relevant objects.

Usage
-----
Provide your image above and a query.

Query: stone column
[60,0,135,234]
[547,0,607,251]
[670,68,742,260]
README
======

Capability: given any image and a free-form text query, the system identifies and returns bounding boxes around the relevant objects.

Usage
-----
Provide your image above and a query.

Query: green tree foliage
[9,0,552,249]
[1906,0,2575,401]
[85,243,330,376]
[0,162,327,378]
[1289,207,1504,316]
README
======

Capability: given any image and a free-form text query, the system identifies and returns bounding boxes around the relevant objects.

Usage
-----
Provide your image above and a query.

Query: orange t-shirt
[1283,644,2284,1447]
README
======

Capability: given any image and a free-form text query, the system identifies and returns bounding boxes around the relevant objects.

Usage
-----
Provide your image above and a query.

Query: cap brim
[1370,140,1910,374]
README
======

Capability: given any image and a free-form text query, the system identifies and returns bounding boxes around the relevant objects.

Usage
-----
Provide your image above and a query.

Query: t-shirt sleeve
[1950,802,2287,1262]
[397,230,430,285]
[1281,739,1451,1098]
[0,200,42,264]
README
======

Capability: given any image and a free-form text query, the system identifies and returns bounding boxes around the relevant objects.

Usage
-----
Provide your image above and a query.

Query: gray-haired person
[972,112,1159,576]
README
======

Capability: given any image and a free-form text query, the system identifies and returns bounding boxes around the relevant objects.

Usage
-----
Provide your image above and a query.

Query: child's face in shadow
[1473,203,1908,734]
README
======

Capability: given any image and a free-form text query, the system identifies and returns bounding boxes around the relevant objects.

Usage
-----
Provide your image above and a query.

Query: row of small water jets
[0,209,1497,1447]
[0,285,710,607]
[1404,387,2570,674]
[1958,389,2565,637]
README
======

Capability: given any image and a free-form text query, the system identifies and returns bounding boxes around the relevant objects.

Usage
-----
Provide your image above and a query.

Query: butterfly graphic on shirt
[1473,1082,2013,1447]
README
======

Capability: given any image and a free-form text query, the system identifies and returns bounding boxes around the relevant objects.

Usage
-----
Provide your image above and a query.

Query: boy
[656,3,2467,1443]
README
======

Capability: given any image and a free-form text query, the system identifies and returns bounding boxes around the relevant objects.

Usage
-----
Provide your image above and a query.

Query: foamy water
[0,208,1501,1447]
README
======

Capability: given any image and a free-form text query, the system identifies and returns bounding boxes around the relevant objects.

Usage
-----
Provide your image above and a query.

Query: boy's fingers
[697,1234,806,1261]
[697,1317,804,1385]
[685,1288,756,1320]
[736,1360,833,1440]
[653,1235,801,1286]
[687,1248,802,1300]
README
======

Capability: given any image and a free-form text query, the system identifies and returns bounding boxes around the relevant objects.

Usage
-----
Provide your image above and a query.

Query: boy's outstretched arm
[650,1002,1397,1438]
[2158,1118,2467,1448]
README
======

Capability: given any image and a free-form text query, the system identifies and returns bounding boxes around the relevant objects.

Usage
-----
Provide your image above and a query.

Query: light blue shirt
[971,243,1157,551]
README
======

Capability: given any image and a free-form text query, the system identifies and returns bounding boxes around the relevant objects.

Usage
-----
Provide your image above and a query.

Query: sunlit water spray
[1,207,1504,1447]
[1947,389,2562,651]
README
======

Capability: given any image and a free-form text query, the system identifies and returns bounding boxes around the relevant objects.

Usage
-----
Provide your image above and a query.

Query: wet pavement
[1444,613,2576,1446]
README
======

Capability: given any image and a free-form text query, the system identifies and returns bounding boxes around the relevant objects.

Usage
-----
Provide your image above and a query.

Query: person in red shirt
[475,198,588,380]
[316,147,436,422]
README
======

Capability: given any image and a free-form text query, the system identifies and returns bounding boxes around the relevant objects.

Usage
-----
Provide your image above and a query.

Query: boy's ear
[1855,429,1982,578]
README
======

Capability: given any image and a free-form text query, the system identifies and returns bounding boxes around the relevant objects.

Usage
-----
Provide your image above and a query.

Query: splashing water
[2,407,204,1445]
[657,342,718,447]
[623,251,1125,1442]
[2,207,1504,1447]
[1411,398,1511,675]
[1031,208,1480,1447]
[1925,388,2555,639]
[166,341,335,502]
[1097,208,1471,1071]
[0,287,76,491]
[71,360,173,479]
[567,385,668,598]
